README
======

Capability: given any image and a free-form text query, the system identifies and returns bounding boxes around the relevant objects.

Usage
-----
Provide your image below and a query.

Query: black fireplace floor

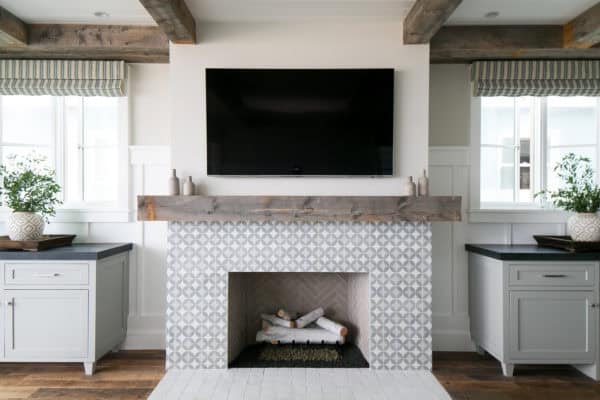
[229,343,369,368]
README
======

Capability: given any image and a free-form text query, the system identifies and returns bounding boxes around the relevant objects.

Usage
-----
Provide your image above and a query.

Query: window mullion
[513,98,520,203]
[597,97,600,184]
[539,98,548,196]
[0,96,3,164]
[55,98,65,203]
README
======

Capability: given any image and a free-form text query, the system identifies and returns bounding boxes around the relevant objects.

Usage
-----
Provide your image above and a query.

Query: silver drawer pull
[542,274,568,278]
[33,273,61,278]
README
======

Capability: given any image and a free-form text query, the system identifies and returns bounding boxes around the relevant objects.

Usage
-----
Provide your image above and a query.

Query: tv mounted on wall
[206,68,394,176]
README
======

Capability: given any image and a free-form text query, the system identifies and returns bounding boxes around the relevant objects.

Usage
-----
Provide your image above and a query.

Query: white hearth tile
[148,369,450,400]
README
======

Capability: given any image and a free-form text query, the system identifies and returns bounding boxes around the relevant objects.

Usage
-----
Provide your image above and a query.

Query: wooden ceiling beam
[404,0,462,44]
[139,0,196,44]
[431,25,600,63]
[0,6,27,46]
[563,2,600,48]
[0,25,169,63]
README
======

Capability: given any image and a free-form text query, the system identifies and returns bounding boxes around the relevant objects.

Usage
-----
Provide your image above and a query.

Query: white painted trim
[469,96,481,212]
[432,331,474,351]
[123,329,165,350]
[469,209,570,224]
[0,208,132,223]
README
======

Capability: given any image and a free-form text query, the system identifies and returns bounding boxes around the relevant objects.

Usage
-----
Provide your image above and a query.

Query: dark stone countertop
[0,243,133,260]
[465,244,600,261]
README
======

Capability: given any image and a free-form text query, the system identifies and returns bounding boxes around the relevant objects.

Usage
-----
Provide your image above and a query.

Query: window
[0,95,126,210]
[480,96,600,208]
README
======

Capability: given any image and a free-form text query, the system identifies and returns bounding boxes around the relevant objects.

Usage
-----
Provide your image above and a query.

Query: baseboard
[432,330,474,351]
[123,329,165,350]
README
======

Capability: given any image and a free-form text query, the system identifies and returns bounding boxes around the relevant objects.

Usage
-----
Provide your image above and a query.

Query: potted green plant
[0,154,62,241]
[537,153,600,242]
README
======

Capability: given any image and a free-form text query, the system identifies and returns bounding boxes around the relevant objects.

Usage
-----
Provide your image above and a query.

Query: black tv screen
[206,68,394,175]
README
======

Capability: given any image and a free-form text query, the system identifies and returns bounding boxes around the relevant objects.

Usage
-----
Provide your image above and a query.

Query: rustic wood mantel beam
[563,2,600,48]
[404,0,462,44]
[430,25,600,63]
[0,6,27,46]
[139,0,197,44]
[137,195,462,223]
[0,25,169,63]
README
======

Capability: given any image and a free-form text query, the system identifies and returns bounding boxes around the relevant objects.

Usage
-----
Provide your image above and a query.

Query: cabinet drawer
[4,263,89,286]
[508,263,596,288]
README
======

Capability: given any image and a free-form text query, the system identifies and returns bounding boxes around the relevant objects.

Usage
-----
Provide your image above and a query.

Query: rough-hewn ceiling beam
[0,25,169,63]
[139,0,196,44]
[563,2,600,48]
[0,6,27,46]
[431,25,600,63]
[404,0,462,44]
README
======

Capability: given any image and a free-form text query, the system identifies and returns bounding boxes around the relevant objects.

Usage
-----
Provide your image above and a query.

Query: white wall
[170,21,430,195]
[129,64,170,146]
[429,64,471,147]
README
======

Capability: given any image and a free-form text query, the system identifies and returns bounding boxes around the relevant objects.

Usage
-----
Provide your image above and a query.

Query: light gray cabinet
[5,290,89,360]
[469,253,600,380]
[508,291,596,362]
[0,252,129,375]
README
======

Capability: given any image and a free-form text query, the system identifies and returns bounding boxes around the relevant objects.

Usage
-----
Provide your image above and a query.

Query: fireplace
[166,220,433,370]
[227,272,370,367]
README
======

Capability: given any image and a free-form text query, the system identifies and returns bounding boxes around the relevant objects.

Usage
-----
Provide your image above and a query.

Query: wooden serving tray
[0,235,76,252]
[534,235,600,253]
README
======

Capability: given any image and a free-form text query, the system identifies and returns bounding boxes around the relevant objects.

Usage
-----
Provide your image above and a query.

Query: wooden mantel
[137,195,461,223]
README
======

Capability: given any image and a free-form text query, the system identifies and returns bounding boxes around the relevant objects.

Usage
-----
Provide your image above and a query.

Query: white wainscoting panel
[428,146,568,351]
[122,145,170,349]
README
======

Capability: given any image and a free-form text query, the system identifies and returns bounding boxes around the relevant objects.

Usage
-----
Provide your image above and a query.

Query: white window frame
[0,96,130,223]
[469,96,600,224]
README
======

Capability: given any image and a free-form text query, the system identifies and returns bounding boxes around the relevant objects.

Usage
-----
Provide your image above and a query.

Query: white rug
[148,368,451,400]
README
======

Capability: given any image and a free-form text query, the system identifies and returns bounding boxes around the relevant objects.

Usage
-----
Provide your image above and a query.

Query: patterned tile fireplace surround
[166,220,433,371]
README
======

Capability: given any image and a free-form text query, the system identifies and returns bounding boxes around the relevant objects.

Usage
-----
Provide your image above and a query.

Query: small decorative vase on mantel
[567,213,600,242]
[536,153,600,242]
[0,154,62,241]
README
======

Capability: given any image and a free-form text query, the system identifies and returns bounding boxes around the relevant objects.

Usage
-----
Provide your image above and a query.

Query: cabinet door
[4,290,88,360]
[509,291,596,362]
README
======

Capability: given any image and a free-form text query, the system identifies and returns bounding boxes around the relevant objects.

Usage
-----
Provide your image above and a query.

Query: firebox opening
[228,272,370,368]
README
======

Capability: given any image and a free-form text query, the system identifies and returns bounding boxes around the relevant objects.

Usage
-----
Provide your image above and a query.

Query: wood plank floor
[0,351,599,399]
[433,352,600,400]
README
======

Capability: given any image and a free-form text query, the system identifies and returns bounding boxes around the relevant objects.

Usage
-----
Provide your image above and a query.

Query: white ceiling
[1,0,596,25]
[186,0,414,21]
[446,0,598,25]
[0,0,156,25]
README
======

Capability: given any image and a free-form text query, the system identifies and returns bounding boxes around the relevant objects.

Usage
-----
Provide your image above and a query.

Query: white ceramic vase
[567,213,600,242]
[7,212,45,241]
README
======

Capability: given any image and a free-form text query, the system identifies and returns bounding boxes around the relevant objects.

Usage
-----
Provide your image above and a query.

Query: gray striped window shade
[471,60,600,97]
[0,60,127,96]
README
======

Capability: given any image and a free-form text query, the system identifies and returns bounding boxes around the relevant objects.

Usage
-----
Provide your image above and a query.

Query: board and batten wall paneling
[121,145,169,349]
[429,146,471,350]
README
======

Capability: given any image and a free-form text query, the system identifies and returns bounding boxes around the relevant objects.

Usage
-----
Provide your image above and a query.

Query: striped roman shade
[471,60,600,97]
[0,60,127,96]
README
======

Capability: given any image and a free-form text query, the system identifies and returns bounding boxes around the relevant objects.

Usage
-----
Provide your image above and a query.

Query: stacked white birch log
[256,307,348,345]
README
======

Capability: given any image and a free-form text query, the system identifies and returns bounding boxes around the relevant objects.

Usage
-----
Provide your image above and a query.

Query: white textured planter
[567,213,600,242]
[7,212,45,241]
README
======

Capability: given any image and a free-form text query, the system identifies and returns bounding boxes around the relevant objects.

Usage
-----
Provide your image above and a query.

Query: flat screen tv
[206,68,394,176]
